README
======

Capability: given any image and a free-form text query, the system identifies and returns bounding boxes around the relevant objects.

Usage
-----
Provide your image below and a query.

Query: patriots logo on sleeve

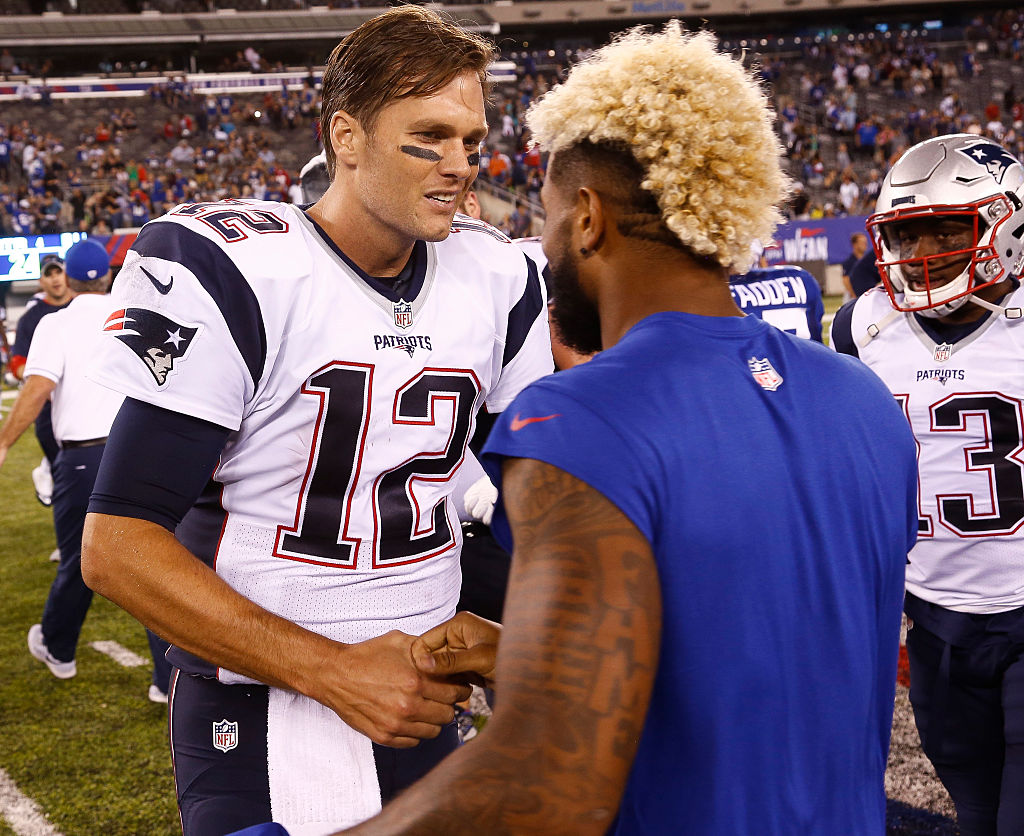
[103,307,200,386]
[957,141,1020,183]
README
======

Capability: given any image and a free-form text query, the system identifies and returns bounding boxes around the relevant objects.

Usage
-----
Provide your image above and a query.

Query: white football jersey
[92,200,552,681]
[514,235,546,273]
[839,286,1024,613]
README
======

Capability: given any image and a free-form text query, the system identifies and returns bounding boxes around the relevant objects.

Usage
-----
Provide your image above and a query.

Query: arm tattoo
[345,458,661,836]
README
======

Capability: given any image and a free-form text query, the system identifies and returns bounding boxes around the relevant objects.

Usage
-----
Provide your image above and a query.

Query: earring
[579,247,588,256]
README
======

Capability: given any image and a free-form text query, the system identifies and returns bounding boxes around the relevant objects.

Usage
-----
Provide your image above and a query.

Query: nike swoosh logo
[140,265,173,294]
[510,413,561,431]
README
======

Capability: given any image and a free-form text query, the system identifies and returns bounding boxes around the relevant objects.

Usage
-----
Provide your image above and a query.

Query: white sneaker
[27,624,76,679]
[31,458,53,507]
[148,684,168,704]
[48,548,60,563]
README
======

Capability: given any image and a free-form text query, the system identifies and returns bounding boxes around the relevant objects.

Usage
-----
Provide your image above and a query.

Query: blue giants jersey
[730,264,825,342]
[484,312,918,835]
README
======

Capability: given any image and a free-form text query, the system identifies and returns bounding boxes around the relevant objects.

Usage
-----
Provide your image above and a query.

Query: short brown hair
[319,5,496,178]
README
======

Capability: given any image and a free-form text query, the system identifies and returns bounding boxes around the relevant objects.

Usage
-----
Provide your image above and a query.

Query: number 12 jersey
[91,199,553,681]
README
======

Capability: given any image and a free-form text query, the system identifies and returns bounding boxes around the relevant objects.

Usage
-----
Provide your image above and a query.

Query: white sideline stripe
[88,640,147,668]
[0,767,63,836]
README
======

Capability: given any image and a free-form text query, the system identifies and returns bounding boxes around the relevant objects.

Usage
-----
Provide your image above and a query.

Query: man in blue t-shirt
[336,23,919,836]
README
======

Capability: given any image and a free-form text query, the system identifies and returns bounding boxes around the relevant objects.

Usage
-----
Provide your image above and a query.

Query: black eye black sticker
[400,145,443,162]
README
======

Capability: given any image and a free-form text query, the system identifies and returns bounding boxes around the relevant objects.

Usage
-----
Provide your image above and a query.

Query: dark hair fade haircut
[319,5,496,179]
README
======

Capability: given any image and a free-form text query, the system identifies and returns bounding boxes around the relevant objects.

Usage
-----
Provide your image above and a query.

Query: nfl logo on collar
[393,300,413,330]
[933,342,953,363]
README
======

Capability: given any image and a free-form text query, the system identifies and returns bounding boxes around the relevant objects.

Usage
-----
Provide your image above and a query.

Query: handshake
[412,610,501,690]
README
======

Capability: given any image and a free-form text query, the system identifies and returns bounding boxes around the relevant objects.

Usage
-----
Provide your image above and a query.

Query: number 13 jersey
[91,199,552,680]
[837,285,1024,614]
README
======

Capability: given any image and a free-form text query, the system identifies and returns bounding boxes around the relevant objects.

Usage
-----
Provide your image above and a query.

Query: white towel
[267,688,382,835]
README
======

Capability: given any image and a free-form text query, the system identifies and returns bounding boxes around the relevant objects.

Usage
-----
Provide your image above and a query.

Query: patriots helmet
[299,151,330,204]
[867,133,1024,317]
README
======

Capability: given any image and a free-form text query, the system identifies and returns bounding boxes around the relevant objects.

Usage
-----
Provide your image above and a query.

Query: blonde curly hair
[526,23,790,271]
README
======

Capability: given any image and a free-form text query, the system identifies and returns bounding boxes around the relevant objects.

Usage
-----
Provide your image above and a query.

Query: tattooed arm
[340,456,662,836]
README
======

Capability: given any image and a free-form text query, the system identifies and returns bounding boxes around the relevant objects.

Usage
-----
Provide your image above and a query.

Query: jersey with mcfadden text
[91,200,552,681]
[729,265,825,342]
[833,285,1024,613]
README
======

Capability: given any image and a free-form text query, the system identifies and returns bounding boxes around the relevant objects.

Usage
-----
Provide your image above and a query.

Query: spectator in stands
[855,116,879,158]
[128,194,149,227]
[0,49,16,75]
[838,171,860,215]
[0,131,11,183]
[16,79,35,102]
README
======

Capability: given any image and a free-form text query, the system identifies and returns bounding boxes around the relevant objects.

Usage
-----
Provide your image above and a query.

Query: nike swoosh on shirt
[140,265,173,294]
[510,413,561,431]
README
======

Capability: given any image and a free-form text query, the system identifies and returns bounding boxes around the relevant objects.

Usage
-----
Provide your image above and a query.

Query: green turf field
[0,430,179,835]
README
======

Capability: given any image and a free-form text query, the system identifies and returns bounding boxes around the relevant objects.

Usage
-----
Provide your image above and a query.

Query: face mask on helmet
[867,134,1024,318]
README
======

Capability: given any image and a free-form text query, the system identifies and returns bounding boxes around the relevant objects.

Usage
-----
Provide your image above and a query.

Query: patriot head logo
[103,308,200,386]
[957,141,1020,184]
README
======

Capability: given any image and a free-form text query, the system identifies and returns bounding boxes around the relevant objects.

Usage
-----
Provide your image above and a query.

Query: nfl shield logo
[393,299,413,330]
[933,342,953,363]
[212,719,238,753]
[748,356,784,391]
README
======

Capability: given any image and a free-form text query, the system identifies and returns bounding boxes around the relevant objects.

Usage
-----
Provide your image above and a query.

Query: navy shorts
[905,592,1024,836]
[169,669,459,836]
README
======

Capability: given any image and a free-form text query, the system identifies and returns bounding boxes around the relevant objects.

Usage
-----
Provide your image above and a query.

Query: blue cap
[64,239,110,282]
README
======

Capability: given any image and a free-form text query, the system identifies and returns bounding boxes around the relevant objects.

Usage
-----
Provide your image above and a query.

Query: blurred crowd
[2,7,1024,239]
[478,8,1024,223]
[0,78,321,238]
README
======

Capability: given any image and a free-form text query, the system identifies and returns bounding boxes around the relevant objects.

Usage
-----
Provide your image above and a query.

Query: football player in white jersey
[831,134,1024,836]
[80,7,552,836]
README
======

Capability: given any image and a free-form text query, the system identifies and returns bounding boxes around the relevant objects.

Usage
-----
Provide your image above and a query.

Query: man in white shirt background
[0,238,170,700]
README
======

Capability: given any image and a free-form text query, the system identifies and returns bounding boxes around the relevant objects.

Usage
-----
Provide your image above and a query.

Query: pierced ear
[577,187,607,254]
[330,110,362,168]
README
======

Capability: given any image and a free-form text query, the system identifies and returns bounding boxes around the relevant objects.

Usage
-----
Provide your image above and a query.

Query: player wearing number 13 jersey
[831,134,1024,834]
[80,8,552,836]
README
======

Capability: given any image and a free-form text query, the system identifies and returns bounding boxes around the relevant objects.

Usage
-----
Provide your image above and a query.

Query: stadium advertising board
[0,231,138,284]
[763,216,869,266]
[0,232,88,283]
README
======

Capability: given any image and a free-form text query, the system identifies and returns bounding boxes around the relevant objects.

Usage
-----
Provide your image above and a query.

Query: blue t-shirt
[484,312,918,835]
[729,264,825,342]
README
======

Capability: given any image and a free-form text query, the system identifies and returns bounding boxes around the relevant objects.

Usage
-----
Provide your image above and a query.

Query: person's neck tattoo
[400,145,442,162]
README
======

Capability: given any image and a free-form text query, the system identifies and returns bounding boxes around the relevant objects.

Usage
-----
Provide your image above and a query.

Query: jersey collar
[301,209,429,305]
